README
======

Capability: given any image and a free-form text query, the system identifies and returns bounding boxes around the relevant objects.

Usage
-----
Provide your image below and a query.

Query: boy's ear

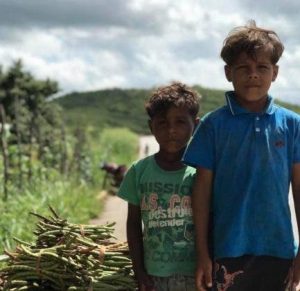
[193,117,200,132]
[148,119,153,133]
[272,65,279,81]
[224,65,232,82]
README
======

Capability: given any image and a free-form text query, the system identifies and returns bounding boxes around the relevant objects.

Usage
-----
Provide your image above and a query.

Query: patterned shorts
[213,255,293,291]
[151,274,195,291]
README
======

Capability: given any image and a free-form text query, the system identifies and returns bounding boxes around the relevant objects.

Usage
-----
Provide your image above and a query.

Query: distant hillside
[54,86,300,135]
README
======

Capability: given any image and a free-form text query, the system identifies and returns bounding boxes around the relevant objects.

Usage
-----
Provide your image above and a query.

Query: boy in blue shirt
[183,21,300,290]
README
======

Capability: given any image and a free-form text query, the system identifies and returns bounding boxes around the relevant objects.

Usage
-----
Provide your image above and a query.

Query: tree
[0,104,9,200]
[0,60,62,189]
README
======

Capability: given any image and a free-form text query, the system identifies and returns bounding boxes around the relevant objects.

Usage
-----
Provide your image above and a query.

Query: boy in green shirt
[118,82,201,291]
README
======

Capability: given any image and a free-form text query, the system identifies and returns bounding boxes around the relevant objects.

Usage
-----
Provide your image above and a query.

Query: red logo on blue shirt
[275,140,285,148]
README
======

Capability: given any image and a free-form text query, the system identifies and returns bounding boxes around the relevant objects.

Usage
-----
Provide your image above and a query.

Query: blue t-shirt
[183,91,300,260]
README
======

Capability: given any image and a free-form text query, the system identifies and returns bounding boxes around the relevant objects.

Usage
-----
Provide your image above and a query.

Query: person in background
[183,20,300,291]
[118,82,201,291]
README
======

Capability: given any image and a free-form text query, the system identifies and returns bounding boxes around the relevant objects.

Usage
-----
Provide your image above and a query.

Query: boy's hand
[137,271,156,291]
[292,253,300,290]
[195,257,213,291]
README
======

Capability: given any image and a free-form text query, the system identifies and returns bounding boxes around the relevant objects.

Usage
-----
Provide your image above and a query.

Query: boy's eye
[236,65,247,70]
[258,65,269,70]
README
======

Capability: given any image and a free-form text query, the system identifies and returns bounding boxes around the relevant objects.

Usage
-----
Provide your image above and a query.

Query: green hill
[54,86,300,135]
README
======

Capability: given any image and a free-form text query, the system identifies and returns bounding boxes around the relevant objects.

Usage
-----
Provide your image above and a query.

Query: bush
[98,127,139,165]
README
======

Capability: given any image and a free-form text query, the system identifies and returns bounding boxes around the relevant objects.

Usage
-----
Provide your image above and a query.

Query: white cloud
[0,0,299,105]
[21,30,63,57]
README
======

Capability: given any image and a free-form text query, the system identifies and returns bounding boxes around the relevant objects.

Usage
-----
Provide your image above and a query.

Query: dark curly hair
[145,82,200,119]
[221,20,284,65]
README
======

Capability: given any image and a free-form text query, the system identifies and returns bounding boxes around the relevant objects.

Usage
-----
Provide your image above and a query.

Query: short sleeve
[118,164,140,206]
[183,118,215,170]
[293,117,300,163]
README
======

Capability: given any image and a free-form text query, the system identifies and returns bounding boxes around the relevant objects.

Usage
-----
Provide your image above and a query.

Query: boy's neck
[154,150,185,171]
[234,94,269,113]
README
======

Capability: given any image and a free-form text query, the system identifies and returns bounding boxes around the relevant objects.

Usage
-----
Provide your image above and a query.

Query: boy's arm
[292,163,300,289]
[127,203,154,291]
[192,167,213,291]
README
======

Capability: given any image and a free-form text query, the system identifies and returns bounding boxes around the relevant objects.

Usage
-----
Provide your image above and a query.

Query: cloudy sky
[0,0,300,105]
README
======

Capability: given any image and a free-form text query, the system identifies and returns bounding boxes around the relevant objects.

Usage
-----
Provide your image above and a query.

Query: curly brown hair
[221,20,284,65]
[145,82,200,119]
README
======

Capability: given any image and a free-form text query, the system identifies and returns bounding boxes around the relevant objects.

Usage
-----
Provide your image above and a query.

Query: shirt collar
[225,91,277,116]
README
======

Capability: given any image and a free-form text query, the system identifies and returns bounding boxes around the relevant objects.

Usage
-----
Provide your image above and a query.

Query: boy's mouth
[167,139,181,145]
[245,83,260,88]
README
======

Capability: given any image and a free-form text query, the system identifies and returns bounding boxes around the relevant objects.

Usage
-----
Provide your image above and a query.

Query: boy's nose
[248,68,259,79]
[248,74,258,79]
[168,125,177,135]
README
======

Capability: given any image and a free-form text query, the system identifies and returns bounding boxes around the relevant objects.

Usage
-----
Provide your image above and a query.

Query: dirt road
[90,193,128,242]
[90,136,159,242]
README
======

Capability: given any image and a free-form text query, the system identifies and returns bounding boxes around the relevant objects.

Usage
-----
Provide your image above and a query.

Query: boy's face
[149,106,198,154]
[225,49,278,111]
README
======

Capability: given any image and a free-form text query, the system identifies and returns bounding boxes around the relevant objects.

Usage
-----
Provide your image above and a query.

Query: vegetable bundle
[0,206,137,290]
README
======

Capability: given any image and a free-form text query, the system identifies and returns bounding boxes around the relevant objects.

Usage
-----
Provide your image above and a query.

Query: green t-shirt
[118,155,196,277]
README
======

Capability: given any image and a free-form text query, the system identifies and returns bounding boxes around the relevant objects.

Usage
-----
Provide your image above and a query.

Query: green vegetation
[0,208,136,290]
[55,85,300,135]
[56,88,151,135]
[98,128,139,165]
[0,61,138,254]
[0,127,138,254]
[0,177,100,250]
